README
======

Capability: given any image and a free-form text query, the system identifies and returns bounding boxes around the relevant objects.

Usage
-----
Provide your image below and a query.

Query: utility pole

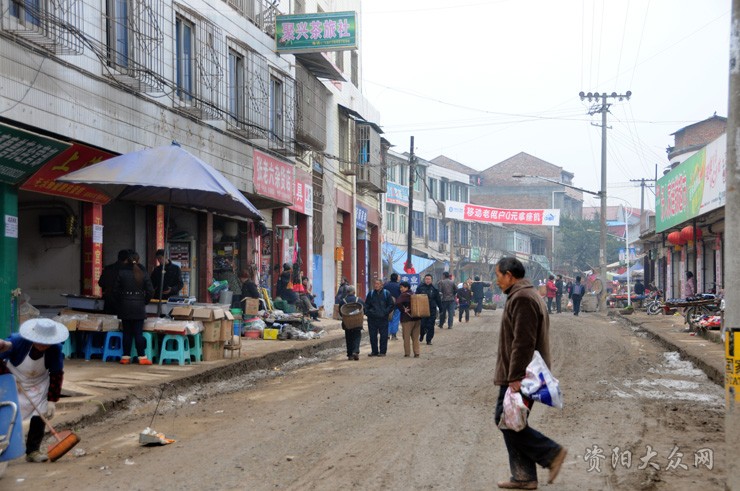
[579,90,632,311]
[404,136,415,273]
[629,177,656,230]
[725,1,740,487]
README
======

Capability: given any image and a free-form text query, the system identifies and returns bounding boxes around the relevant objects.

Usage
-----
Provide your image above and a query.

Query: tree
[555,216,621,275]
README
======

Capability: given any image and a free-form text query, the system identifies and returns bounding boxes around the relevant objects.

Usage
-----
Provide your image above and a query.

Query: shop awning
[382,242,436,275]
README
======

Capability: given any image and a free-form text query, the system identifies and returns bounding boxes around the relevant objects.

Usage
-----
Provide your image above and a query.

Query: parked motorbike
[645,289,663,315]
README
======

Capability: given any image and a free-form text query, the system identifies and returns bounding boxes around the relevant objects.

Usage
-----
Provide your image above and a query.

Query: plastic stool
[61,335,75,359]
[102,332,124,361]
[158,334,191,366]
[188,333,202,363]
[83,332,105,361]
[131,331,160,363]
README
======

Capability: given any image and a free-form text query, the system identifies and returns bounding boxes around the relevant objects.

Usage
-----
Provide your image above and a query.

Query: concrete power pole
[725,1,740,488]
[405,137,415,273]
[579,90,632,311]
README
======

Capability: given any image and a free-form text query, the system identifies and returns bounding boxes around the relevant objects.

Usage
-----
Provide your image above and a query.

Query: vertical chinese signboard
[289,168,313,216]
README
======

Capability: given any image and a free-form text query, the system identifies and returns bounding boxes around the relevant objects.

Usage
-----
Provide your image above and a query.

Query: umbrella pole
[156,202,172,317]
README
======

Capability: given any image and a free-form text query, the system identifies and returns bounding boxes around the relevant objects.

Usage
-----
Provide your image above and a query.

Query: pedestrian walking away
[437,271,456,329]
[493,257,567,489]
[456,281,472,323]
[364,279,395,356]
[416,274,442,345]
[384,273,402,340]
[471,276,491,316]
[116,250,155,365]
[396,281,421,357]
[339,286,363,361]
[569,275,585,316]
[554,275,564,313]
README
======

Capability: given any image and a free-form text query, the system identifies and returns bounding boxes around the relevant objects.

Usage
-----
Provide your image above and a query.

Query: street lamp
[512,173,607,311]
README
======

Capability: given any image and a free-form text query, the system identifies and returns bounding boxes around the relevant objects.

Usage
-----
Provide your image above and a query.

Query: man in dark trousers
[383,273,402,340]
[471,276,491,317]
[493,256,567,489]
[364,278,396,356]
[416,273,442,345]
[569,275,585,316]
[151,249,184,300]
[437,271,456,329]
[554,275,564,314]
[98,249,131,315]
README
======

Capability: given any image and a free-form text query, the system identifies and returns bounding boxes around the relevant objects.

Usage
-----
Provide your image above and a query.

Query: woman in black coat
[115,251,154,365]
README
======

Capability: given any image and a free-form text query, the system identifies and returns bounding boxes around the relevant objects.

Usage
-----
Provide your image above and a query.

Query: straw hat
[19,318,69,345]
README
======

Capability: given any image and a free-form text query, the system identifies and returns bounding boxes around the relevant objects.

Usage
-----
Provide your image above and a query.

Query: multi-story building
[0,0,384,333]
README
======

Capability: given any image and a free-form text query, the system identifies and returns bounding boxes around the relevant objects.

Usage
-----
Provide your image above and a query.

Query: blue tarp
[382,243,436,275]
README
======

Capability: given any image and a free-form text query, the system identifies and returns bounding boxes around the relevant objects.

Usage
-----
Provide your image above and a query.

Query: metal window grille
[2,0,84,55]
[105,0,165,92]
[195,17,225,119]
[246,48,269,141]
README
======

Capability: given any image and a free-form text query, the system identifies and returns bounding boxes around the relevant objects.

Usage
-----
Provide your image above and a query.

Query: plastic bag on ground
[498,387,529,432]
[520,350,563,409]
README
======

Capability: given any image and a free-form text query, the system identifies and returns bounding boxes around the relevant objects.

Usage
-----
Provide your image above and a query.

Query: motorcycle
[645,289,664,315]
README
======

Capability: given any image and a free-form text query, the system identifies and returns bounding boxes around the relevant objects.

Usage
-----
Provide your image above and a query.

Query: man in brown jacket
[493,257,567,490]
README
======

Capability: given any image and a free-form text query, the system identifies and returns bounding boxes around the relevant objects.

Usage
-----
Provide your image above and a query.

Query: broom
[4,363,80,462]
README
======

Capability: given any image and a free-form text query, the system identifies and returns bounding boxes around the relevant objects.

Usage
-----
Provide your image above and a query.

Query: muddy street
[1,309,726,490]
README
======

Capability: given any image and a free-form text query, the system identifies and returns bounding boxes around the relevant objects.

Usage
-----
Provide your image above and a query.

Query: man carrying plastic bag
[493,257,567,490]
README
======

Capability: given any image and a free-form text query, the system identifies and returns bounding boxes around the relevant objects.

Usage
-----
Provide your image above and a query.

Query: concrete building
[0,0,384,333]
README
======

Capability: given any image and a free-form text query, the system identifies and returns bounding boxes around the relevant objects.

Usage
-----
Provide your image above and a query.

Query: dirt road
[1,309,726,490]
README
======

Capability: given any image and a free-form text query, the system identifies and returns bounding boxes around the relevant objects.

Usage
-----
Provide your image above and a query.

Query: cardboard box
[99,315,120,332]
[202,341,224,361]
[78,318,102,331]
[410,294,430,318]
[144,318,158,331]
[201,320,223,342]
[171,306,194,320]
[243,297,260,316]
[262,328,279,340]
[192,307,225,321]
[220,311,234,341]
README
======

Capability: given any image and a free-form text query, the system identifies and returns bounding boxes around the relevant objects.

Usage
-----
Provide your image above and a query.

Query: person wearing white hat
[0,318,68,463]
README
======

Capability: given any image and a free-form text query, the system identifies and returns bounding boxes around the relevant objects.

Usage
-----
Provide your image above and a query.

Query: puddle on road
[605,351,723,405]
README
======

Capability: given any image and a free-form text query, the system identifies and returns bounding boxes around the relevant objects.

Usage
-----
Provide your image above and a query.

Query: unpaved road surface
[1,309,726,490]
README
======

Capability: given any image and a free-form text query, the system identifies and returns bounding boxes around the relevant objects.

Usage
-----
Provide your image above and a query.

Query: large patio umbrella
[57,142,263,311]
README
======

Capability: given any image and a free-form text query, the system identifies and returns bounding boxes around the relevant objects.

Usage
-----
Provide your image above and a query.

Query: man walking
[437,272,456,329]
[471,276,491,316]
[570,275,585,316]
[416,274,442,345]
[493,257,567,489]
[364,279,396,356]
[554,275,564,313]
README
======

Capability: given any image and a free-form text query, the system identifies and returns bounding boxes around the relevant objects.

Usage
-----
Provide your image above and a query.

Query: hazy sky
[360,0,730,212]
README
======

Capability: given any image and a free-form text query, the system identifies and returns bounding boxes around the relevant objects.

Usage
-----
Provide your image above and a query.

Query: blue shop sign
[356,204,368,231]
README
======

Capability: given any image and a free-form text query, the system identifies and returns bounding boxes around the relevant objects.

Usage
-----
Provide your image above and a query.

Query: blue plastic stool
[61,335,76,359]
[131,331,160,363]
[102,332,124,361]
[188,333,202,363]
[83,332,105,361]
[158,334,191,366]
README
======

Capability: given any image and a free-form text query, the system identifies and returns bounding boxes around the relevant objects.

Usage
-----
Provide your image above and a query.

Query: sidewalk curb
[610,311,724,386]
[56,327,348,430]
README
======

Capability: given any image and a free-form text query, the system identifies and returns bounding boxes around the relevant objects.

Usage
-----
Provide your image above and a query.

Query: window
[412,211,424,238]
[455,222,469,246]
[398,207,408,234]
[386,204,397,232]
[428,217,438,242]
[351,50,358,87]
[441,221,449,244]
[269,76,284,142]
[11,0,42,27]
[461,186,468,202]
[414,170,422,193]
[429,178,438,200]
[106,0,129,67]
[175,16,195,102]
[387,164,397,183]
[398,165,408,186]
[228,49,244,124]
[357,124,370,164]
[440,180,448,201]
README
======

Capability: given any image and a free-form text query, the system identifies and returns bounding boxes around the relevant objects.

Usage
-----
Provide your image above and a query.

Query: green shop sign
[0,123,70,185]
[276,11,357,53]
[655,133,726,232]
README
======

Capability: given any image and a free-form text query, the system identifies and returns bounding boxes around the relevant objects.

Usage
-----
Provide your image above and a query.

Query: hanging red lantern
[680,225,702,242]
[667,231,686,246]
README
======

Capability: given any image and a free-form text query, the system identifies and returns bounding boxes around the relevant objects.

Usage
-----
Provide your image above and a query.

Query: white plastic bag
[520,350,563,409]
[498,387,529,431]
